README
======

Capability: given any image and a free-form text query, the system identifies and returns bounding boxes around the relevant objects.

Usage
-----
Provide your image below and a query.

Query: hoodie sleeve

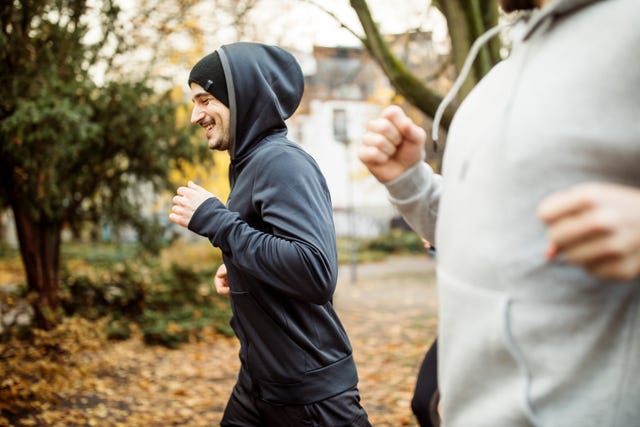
[188,144,337,304]
[385,161,442,245]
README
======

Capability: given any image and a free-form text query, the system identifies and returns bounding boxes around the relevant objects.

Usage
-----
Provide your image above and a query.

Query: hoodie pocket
[230,290,306,384]
[437,268,537,427]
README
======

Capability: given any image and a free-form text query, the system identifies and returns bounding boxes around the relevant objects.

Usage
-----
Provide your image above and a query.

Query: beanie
[188,50,229,107]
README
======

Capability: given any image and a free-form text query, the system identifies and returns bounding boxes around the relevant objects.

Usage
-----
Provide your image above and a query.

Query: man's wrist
[385,162,429,202]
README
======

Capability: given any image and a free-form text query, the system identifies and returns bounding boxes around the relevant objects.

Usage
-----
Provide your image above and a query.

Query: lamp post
[333,107,357,283]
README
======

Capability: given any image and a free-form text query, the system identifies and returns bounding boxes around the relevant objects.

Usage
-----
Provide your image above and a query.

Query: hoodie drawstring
[431,18,526,152]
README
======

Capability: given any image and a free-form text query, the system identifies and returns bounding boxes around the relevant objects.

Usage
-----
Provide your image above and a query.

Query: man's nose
[191,105,204,124]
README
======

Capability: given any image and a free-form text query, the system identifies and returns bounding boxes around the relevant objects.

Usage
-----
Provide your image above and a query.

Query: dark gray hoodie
[188,42,358,404]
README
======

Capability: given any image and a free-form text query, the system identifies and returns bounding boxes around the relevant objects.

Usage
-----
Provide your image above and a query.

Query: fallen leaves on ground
[1,255,437,426]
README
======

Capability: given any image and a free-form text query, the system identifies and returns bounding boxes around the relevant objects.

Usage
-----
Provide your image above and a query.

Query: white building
[289,100,397,238]
[287,38,447,239]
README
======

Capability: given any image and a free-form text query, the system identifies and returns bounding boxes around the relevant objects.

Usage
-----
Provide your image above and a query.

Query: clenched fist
[169,181,215,228]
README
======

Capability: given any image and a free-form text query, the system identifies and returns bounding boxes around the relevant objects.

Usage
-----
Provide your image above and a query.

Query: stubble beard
[208,133,229,152]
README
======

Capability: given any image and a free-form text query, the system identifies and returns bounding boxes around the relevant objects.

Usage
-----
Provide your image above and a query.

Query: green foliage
[59,258,233,349]
[362,229,426,255]
[139,305,232,349]
[337,229,429,265]
[141,262,234,346]
[1,75,193,248]
[105,317,132,340]
[61,242,140,266]
[0,0,197,324]
[61,265,147,320]
[1,241,231,348]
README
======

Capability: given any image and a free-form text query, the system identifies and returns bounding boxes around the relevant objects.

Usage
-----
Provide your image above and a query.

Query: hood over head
[210,42,304,162]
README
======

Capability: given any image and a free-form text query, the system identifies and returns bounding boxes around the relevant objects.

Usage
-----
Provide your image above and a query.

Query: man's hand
[538,182,640,281]
[169,181,215,228]
[358,105,427,183]
[214,263,229,295]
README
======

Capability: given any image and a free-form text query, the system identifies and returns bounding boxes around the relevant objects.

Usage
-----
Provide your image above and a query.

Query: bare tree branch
[301,0,366,44]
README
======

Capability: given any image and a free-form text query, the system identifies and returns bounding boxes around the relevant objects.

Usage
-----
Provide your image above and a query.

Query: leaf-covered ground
[2,255,437,427]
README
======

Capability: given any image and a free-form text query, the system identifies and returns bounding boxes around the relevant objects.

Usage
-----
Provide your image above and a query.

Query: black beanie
[188,50,229,107]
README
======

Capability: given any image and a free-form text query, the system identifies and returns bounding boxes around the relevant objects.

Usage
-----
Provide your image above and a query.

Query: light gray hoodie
[385,0,640,425]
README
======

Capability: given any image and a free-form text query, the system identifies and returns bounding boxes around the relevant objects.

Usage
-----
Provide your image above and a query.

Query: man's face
[190,82,231,151]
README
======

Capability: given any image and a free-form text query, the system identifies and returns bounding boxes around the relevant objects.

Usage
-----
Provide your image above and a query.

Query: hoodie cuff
[187,196,223,237]
[384,161,431,204]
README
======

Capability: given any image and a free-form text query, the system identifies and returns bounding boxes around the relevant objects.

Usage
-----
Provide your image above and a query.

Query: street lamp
[333,107,357,283]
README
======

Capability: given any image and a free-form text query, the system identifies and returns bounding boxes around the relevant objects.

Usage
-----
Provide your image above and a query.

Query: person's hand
[421,238,432,250]
[169,181,215,228]
[358,105,427,183]
[214,263,229,295]
[538,182,640,281]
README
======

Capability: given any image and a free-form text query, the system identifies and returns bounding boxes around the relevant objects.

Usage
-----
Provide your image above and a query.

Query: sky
[256,0,447,51]
[182,0,448,54]
[85,0,448,88]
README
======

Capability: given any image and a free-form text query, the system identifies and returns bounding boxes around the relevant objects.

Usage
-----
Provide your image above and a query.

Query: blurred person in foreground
[170,42,370,426]
[358,0,640,426]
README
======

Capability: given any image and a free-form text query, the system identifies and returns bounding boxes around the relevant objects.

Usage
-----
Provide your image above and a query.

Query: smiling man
[169,43,370,426]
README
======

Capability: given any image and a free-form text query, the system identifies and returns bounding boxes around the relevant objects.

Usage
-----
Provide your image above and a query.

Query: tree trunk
[11,204,62,330]
[350,0,455,130]
[436,0,499,101]
[349,0,502,129]
[438,0,477,99]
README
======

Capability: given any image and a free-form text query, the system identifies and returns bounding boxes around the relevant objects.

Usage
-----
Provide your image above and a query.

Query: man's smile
[202,120,215,137]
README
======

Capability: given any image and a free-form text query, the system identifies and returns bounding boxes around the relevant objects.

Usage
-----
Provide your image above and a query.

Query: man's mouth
[202,121,215,137]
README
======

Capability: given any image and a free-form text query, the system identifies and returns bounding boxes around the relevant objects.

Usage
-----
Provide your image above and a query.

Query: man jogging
[170,42,370,426]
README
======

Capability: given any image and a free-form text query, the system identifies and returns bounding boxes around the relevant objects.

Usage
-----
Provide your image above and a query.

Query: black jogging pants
[220,368,371,427]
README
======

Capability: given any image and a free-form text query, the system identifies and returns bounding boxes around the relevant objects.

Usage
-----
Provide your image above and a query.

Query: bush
[106,317,132,340]
[60,257,233,348]
[361,229,426,255]
[139,305,230,349]
[61,265,146,320]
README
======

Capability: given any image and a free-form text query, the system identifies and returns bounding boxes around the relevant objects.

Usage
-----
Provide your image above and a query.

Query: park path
[5,255,438,427]
[335,255,438,426]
